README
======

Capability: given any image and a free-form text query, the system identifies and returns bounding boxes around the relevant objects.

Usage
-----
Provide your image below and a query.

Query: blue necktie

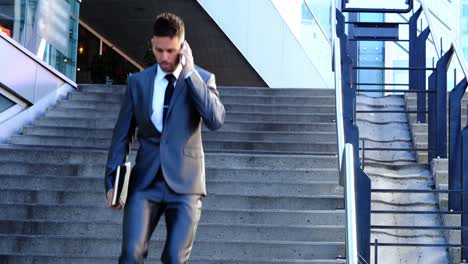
[163,74,176,126]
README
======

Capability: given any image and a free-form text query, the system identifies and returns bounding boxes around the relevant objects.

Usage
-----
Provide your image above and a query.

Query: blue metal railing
[334,0,468,263]
[334,5,371,263]
[336,0,468,262]
[416,1,468,260]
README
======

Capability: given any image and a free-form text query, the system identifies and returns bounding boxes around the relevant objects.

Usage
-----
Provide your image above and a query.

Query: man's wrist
[107,188,114,198]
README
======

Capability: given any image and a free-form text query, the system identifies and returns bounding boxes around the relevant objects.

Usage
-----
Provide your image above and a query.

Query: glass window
[357,13,385,96]
[463,48,468,59]
[304,0,331,40]
[0,93,15,113]
[271,0,332,84]
[0,0,80,81]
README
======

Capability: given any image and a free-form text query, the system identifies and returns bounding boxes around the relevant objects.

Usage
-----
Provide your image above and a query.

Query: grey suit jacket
[104,64,225,196]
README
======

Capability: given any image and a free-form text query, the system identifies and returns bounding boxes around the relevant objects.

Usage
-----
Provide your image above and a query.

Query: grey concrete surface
[357,94,450,264]
[0,85,345,263]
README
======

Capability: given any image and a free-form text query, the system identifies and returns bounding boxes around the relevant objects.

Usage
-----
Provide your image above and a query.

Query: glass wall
[304,0,331,41]
[272,0,333,86]
[0,93,14,112]
[0,0,80,81]
[357,13,385,97]
[462,0,468,60]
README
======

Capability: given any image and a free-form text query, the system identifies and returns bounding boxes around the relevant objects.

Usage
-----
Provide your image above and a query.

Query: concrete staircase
[357,95,450,263]
[404,94,468,263]
[0,85,345,263]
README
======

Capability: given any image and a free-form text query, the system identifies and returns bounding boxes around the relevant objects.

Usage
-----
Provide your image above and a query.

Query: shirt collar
[156,63,183,82]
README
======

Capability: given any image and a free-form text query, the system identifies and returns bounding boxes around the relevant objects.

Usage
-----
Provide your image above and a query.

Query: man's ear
[179,38,185,49]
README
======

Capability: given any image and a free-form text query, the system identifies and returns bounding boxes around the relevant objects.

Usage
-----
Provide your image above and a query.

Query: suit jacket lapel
[146,64,159,132]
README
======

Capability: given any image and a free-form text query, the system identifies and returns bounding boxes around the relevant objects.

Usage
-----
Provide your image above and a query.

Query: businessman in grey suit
[104,13,225,264]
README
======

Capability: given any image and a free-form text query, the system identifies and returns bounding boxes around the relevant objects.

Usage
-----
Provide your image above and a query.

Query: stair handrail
[333,1,361,261]
[333,24,360,264]
[334,37,346,174]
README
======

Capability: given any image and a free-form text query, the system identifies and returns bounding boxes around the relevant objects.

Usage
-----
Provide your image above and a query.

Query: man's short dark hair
[153,12,185,40]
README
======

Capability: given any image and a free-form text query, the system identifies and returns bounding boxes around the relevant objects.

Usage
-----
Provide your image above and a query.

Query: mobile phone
[179,41,186,66]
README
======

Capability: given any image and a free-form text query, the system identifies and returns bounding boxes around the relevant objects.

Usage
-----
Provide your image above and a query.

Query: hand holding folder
[107,161,132,210]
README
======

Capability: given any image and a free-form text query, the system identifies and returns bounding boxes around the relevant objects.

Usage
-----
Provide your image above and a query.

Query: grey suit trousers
[118,170,203,264]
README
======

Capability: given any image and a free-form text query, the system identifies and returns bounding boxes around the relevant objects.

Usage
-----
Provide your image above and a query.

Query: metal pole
[345,144,358,264]
[362,138,365,170]
[462,126,468,261]
[375,239,379,264]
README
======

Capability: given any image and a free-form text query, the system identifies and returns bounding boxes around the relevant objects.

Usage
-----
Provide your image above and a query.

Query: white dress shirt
[151,64,183,132]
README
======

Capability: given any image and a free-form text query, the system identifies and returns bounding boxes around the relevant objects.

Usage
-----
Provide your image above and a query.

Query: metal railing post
[416,28,430,123]
[448,78,467,211]
[374,239,379,264]
[356,162,371,262]
[462,125,468,261]
[435,47,454,159]
[409,8,422,92]
[428,72,437,161]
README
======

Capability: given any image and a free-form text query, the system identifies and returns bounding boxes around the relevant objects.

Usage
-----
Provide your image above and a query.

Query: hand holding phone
[179,40,194,73]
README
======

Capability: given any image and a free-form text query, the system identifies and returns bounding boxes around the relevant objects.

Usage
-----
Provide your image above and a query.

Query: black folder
[111,162,132,207]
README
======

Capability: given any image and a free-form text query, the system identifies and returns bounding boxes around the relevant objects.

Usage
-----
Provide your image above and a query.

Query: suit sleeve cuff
[107,188,114,198]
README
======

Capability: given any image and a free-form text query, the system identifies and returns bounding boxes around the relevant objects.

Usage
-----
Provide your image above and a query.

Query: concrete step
[46,108,119,119]
[0,167,338,184]
[55,100,122,111]
[218,87,335,97]
[9,135,337,153]
[0,161,339,179]
[45,108,335,123]
[411,123,428,134]
[34,116,117,129]
[0,203,345,225]
[205,141,336,154]
[1,84,345,263]
[405,97,468,105]
[219,95,335,105]
[22,126,115,139]
[67,91,337,105]
[0,253,346,264]
[0,188,343,209]
[205,153,338,169]
[0,234,345,260]
[67,91,123,103]
[56,100,336,114]
[22,126,337,142]
[78,84,126,93]
[34,116,336,131]
[413,132,428,142]
[0,175,339,196]
[0,161,101,177]
[0,220,344,242]
[0,145,109,164]
[0,147,338,169]
[78,84,335,97]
